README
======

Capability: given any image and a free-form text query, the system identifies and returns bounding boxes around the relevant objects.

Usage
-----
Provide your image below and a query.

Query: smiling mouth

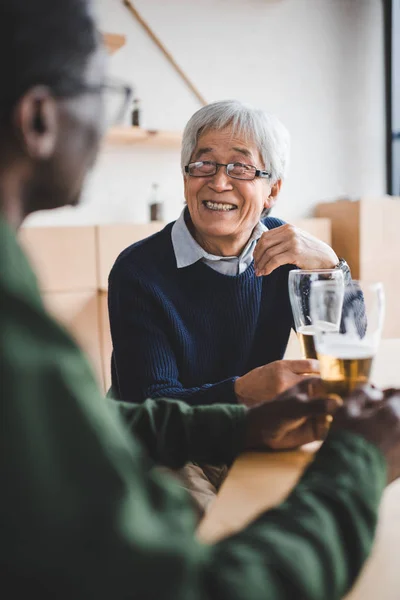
[202,201,237,212]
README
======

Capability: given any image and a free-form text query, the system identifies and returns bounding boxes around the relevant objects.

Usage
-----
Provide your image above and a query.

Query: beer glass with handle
[310,280,385,397]
[288,269,344,359]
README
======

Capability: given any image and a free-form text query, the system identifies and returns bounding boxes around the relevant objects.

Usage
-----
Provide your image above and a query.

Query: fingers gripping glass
[185,161,271,181]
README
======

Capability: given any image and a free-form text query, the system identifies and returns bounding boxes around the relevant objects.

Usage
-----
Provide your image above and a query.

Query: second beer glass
[310,280,385,396]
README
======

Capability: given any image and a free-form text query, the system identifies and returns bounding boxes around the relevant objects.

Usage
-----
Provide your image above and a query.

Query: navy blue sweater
[108,217,294,405]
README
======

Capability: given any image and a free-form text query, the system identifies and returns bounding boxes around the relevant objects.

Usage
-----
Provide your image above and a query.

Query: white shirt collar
[171,208,267,273]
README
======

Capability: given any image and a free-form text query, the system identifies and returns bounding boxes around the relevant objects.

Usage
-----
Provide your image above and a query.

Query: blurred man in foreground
[1,1,400,599]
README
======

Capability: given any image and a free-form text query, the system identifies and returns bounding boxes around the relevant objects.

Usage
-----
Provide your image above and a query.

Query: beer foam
[298,322,338,335]
[316,340,375,359]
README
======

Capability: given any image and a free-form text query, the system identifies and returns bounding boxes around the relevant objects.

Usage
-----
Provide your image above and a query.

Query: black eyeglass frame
[184,160,271,181]
[72,80,133,125]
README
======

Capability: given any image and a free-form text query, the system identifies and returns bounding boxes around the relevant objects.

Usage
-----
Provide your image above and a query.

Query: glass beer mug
[289,269,344,359]
[310,280,385,397]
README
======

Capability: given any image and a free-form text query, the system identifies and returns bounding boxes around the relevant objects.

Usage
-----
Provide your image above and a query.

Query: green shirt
[0,216,387,599]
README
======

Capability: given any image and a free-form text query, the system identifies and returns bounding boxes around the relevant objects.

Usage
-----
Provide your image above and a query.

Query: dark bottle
[149,183,163,221]
[131,98,140,127]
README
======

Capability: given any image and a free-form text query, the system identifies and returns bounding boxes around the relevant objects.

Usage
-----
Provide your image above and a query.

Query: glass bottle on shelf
[149,183,163,222]
[131,98,141,127]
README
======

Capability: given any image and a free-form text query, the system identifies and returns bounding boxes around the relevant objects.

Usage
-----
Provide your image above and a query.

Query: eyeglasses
[100,81,133,128]
[69,79,133,128]
[185,161,271,181]
[90,81,133,128]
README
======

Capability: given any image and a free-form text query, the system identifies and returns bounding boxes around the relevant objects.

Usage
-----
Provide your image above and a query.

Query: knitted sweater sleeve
[107,398,247,468]
[108,265,238,405]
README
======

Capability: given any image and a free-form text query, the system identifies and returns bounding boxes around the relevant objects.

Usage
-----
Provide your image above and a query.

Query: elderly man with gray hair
[108,100,350,510]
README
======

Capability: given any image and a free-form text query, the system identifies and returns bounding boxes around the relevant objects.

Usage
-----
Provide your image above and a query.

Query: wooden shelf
[103,33,126,55]
[105,127,182,148]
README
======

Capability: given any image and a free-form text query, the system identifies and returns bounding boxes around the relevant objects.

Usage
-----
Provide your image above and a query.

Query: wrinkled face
[184,127,275,247]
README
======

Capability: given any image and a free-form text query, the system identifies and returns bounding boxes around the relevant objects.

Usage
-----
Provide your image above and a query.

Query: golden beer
[297,325,317,359]
[297,323,338,360]
[318,349,374,397]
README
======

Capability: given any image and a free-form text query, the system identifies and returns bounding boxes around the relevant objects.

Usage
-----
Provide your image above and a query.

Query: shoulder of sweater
[109,222,175,282]
[262,216,287,230]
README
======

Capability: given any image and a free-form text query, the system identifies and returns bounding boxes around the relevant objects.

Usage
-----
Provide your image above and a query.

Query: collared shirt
[171,208,267,276]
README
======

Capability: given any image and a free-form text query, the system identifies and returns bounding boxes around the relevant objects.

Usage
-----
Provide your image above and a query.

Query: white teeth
[204,201,236,211]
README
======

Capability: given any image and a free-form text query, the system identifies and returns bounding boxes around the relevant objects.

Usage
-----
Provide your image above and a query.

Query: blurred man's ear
[13,87,58,160]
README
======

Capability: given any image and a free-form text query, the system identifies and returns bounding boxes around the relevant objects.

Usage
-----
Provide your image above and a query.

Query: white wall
[25,0,386,227]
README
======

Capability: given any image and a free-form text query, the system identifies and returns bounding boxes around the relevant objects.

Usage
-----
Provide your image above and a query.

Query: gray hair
[181,100,290,183]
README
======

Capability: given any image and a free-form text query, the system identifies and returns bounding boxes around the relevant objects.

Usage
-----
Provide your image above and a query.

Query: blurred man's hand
[244,378,340,450]
[331,385,400,484]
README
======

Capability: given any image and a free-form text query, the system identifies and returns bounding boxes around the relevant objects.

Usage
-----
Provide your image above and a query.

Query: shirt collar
[171,208,267,269]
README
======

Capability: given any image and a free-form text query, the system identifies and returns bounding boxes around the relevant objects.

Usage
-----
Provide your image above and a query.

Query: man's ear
[13,86,58,159]
[264,179,282,212]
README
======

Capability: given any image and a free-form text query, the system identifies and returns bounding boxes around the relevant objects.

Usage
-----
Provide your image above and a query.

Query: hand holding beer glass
[310,280,385,397]
[289,269,344,359]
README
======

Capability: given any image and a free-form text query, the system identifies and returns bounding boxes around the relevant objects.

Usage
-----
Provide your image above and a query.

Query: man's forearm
[108,397,247,468]
[206,430,386,600]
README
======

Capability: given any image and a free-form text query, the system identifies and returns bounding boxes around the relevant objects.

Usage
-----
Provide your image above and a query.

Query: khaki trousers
[157,462,228,521]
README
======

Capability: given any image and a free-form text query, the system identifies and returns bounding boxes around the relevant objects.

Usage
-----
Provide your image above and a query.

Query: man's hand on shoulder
[253,224,338,276]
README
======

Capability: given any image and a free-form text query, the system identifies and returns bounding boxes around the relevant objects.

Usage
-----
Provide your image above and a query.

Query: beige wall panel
[359,197,400,338]
[315,200,360,277]
[292,218,331,245]
[43,292,103,389]
[96,223,165,291]
[20,227,97,292]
